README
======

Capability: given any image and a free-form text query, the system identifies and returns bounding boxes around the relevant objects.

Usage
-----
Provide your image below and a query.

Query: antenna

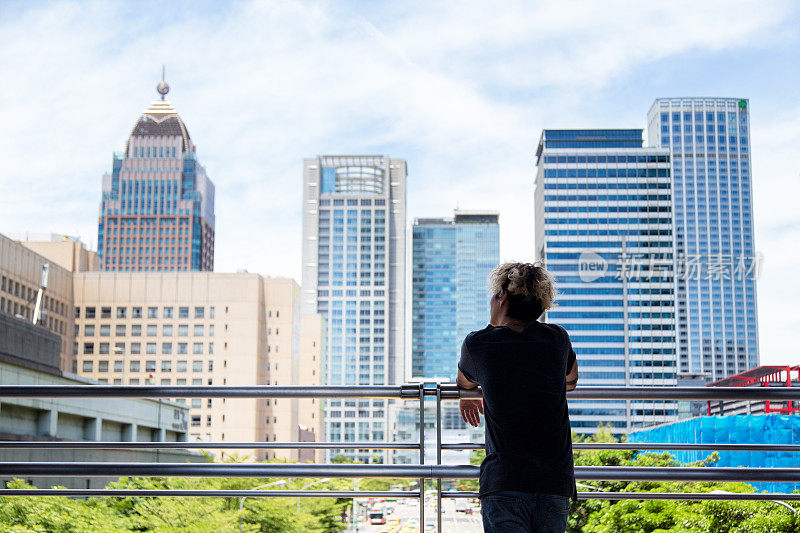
[157,65,170,100]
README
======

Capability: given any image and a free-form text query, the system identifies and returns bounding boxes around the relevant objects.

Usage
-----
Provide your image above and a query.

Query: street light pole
[238,480,287,533]
[353,478,360,533]
[296,478,332,512]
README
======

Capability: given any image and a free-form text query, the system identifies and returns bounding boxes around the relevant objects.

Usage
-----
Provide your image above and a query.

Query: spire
[156,65,169,101]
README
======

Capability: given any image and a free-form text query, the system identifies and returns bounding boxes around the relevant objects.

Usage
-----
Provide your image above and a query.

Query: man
[458,262,578,533]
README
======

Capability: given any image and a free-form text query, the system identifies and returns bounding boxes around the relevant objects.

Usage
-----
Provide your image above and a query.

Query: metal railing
[1,384,800,531]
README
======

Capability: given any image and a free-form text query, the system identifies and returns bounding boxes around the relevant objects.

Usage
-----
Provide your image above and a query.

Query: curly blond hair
[489,262,556,320]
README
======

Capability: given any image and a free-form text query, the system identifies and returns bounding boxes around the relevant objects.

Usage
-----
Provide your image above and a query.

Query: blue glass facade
[411,212,499,380]
[535,130,677,434]
[647,99,759,380]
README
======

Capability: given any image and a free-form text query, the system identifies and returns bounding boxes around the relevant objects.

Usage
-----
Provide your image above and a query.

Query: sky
[0,0,798,366]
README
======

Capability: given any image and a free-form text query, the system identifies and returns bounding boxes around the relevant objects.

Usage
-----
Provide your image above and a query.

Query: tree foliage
[464,427,800,533]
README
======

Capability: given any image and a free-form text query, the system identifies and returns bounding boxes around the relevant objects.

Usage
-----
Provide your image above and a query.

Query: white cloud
[0,0,798,362]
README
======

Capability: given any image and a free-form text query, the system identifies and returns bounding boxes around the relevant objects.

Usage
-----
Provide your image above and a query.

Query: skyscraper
[301,155,406,462]
[647,98,759,381]
[411,210,499,380]
[97,78,215,272]
[535,129,677,434]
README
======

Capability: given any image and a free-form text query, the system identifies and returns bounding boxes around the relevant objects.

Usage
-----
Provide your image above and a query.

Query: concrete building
[16,233,100,273]
[0,312,203,489]
[97,78,215,272]
[0,233,78,372]
[535,129,677,434]
[646,98,759,380]
[72,272,323,462]
[302,155,406,462]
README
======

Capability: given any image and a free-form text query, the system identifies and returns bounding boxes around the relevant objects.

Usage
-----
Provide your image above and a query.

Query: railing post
[436,383,442,533]
[419,383,425,527]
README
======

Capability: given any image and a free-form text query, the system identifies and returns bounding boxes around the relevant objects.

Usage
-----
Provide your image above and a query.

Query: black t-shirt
[458,321,577,499]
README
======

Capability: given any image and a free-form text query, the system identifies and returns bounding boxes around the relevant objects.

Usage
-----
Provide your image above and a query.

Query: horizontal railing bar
[0,489,420,498]
[1,384,800,401]
[441,442,800,452]
[0,441,420,450]
[442,491,800,502]
[3,463,800,483]
[0,385,421,399]
[0,488,797,502]
[440,384,800,401]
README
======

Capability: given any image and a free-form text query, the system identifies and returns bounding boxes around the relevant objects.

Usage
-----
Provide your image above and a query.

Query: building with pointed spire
[97,74,215,272]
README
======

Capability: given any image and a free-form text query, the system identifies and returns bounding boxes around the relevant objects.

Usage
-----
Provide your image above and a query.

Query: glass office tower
[398,210,498,464]
[535,130,677,434]
[97,81,215,272]
[411,211,499,380]
[647,98,759,381]
[301,156,406,462]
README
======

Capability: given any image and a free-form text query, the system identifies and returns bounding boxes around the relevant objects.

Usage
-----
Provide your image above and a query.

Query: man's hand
[460,398,483,427]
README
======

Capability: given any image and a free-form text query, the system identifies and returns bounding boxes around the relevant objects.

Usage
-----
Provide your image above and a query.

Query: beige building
[72,272,323,462]
[19,233,101,273]
[0,233,79,372]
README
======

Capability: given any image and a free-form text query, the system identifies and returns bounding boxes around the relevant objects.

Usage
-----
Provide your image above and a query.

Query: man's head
[488,262,556,325]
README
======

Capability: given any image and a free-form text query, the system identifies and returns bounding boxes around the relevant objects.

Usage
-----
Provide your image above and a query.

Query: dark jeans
[481,491,570,533]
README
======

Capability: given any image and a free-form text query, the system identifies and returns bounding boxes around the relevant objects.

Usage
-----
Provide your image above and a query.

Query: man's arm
[457,369,482,427]
[566,358,578,391]
[457,369,478,389]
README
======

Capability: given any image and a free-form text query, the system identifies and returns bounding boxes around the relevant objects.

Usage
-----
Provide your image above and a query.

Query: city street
[349,496,482,532]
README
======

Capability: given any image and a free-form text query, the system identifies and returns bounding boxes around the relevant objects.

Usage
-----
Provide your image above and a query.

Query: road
[349,496,483,532]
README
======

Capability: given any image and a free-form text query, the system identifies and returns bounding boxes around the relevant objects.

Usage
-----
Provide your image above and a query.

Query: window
[146,343,156,355]
[116,307,126,318]
[129,378,140,385]
[191,415,201,427]
[101,307,111,319]
[147,307,158,318]
[194,307,204,319]
[130,360,140,372]
[114,342,125,354]
[131,325,142,336]
[99,342,109,354]
[179,307,189,318]
[75,307,81,319]
[83,342,94,354]
[193,325,204,336]
[163,307,173,318]
[193,343,204,355]
[100,325,110,336]
[85,307,96,319]
[161,379,171,385]
[146,325,157,336]
[132,307,142,318]
[82,360,93,372]
[84,325,95,336]
[209,325,214,336]
[191,398,202,408]
[145,360,156,372]
[177,360,188,372]
[130,342,141,354]
[162,325,173,336]
[178,325,188,336]
[208,360,214,372]
[162,342,172,354]
[114,360,123,372]
[192,360,203,372]
[115,325,126,336]
[98,360,109,373]
[209,306,215,318]
[178,342,188,354]
[161,360,172,372]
